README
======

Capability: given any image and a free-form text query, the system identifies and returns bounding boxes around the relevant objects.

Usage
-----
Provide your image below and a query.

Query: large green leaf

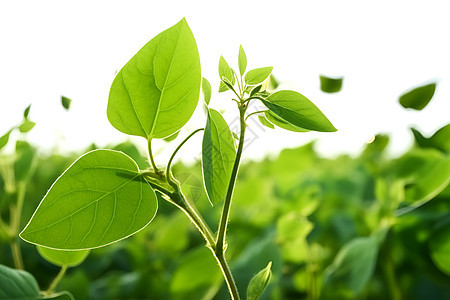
[320,75,343,93]
[20,149,158,250]
[261,90,337,132]
[246,261,272,300]
[411,123,450,153]
[245,67,273,85]
[107,18,201,139]
[202,109,236,205]
[399,82,436,110]
[322,236,379,297]
[0,263,40,299]
[37,246,90,267]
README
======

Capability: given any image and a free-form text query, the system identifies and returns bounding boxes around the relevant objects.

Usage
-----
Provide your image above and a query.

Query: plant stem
[46,265,68,295]
[10,182,25,270]
[213,249,240,300]
[245,109,269,121]
[147,139,159,173]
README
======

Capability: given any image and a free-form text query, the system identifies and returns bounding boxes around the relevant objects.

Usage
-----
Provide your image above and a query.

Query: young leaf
[37,246,90,267]
[320,75,343,93]
[399,82,436,110]
[218,55,235,92]
[0,129,12,150]
[61,96,72,110]
[19,120,36,133]
[257,115,275,129]
[202,109,236,205]
[108,18,201,139]
[261,90,337,132]
[322,236,379,297]
[238,45,247,76]
[265,111,309,132]
[0,264,40,299]
[202,77,212,105]
[20,149,158,250]
[245,67,273,85]
[250,85,262,97]
[23,104,31,119]
[246,261,272,300]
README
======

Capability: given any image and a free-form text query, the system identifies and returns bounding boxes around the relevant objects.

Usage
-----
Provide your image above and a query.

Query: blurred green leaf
[261,90,337,132]
[399,82,436,110]
[20,149,158,250]
[37,246,90,267]
[61,96,72,110]
[429,221,450,275]
[14,140,37,182]
[320,75,343,93]
[322,236,379,298]
[411,123,450,153]
[0,263,40,299]
[245,67,273,86]
[19,120,36,133]
[23,104,31,119]
[0,129,12,150]
[202,108,236,205]
[238,45,247,77]
[202,77,212,105]
[268,75,279,90]
[246,261,272,300]
[153,212,190,254]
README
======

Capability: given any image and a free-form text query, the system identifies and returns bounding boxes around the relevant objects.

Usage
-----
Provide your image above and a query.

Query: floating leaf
[246,261,272,300]
[202,109,236,205]
[238,45,247,76]
[411,123,450,153]
[257,115,274,129]
[202,77,212,105]
[20,149,158,250]
[261,90,336,132]
[61,96,72,110]
[37,246,90,267]
[245,67,273,85]
[0,129,12,150]
[23,104,31,119]
[320,75,343,93]
[19,120,36,133]
[265,111,309,132]
[399,82,436,110]
[108,18,201,139]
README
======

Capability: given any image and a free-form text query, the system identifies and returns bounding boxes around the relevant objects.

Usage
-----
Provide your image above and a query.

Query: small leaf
[0,264,40,299]
[202,109,236,205]
[246,261,272,300]
[320,75,343,93]
[322,236,379,297]
[37,246,90,267]
[19,120,36,133]
[108,18,201,139]
[250,85,262,97]
[265,111,309,132]
[163,130,180,142]
[399,82,436,110]
[23,104,31,119]
[61,96,72,110]
[245,67,273,85]
[218,55,235,92]
[20,149,158,250]
[238,45,247,76]
[261,90,337,132]
[257,115,274,129]
[202,77,212,105]
[0,129,12,150]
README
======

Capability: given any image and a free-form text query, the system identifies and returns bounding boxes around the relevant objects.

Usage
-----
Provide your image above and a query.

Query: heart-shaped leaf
[107,18,201,139]
[20,149,157,250]
[261,90,337,132]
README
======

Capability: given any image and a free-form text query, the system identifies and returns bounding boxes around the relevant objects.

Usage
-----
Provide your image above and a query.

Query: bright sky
[1,1,449,164]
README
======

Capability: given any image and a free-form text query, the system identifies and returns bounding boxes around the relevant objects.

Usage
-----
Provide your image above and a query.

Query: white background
[1,1,449,164]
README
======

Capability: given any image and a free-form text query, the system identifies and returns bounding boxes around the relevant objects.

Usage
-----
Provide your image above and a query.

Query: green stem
[148,139,160,173]
[46,265,68,295]
[10,182,25,270]
[245,110,269,121]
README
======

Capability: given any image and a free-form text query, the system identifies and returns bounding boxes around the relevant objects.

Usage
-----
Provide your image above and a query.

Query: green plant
[18,18,336,299]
